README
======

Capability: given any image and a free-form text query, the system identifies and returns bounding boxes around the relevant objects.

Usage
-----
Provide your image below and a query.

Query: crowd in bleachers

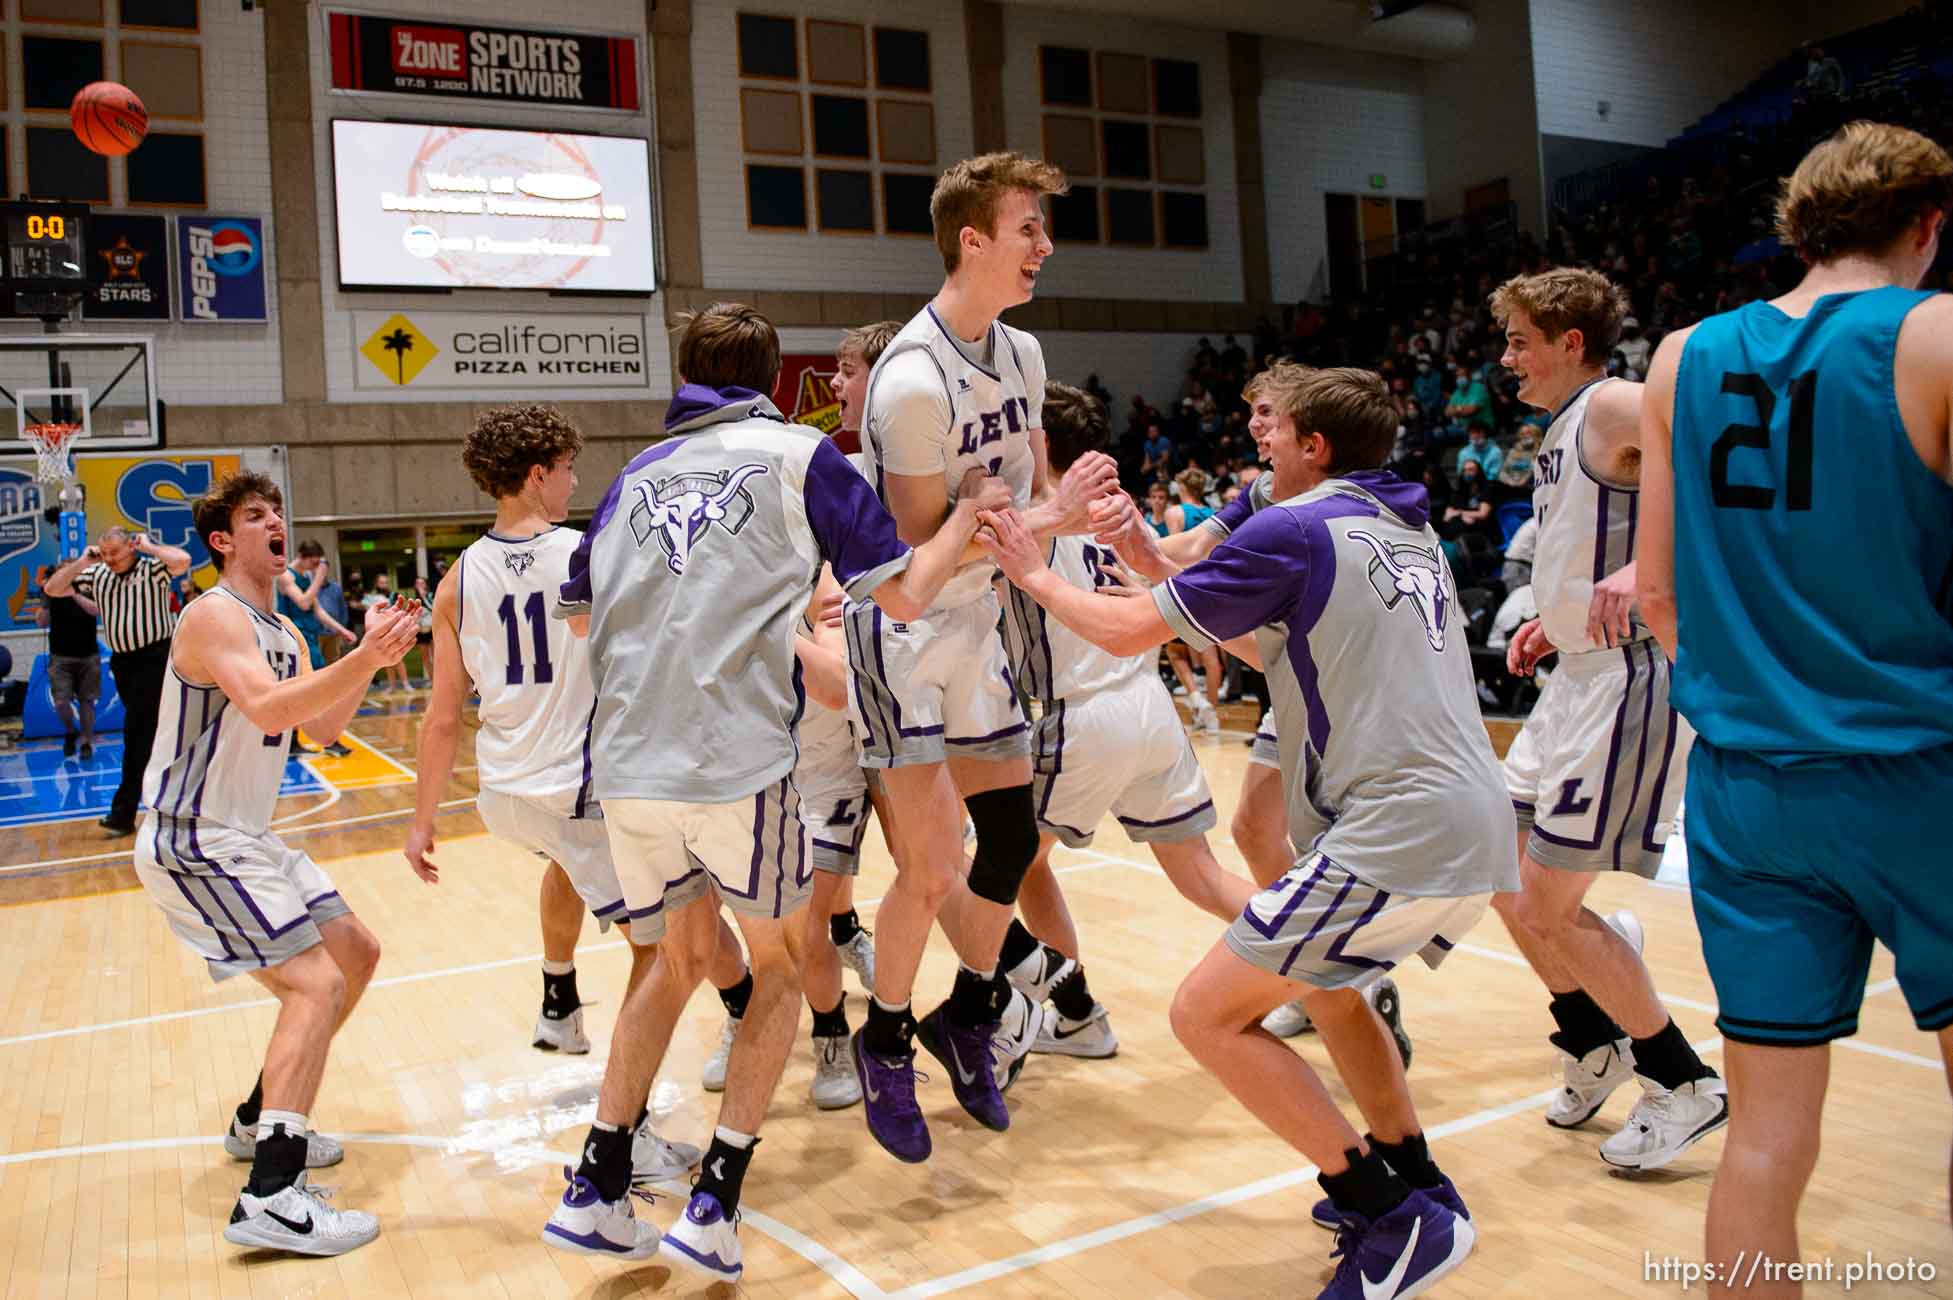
[1086,7,1953,713]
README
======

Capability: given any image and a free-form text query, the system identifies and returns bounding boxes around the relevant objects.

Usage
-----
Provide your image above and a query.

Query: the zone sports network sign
[326,12,641,111]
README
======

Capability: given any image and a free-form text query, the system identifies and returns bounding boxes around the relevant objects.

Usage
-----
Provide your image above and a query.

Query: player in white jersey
[133,472,420,1257]
[997,382,1258,1056]
[404,405,735,1181]
[765,321,904,1112]
[848,152,1120,1161]
[1490,269,1724,1171]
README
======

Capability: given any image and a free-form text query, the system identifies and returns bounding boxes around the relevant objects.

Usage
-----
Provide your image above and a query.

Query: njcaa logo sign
[1351,530,1452,652]
[629,464,768,575]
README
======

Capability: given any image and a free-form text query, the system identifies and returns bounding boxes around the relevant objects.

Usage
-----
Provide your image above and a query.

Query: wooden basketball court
[2,694,1946,1298]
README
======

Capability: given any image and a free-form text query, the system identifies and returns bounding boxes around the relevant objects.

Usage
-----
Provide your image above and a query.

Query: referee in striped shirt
[44,527,192,834]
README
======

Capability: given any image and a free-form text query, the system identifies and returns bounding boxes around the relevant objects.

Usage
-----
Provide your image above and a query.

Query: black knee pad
[963,784,1039,905]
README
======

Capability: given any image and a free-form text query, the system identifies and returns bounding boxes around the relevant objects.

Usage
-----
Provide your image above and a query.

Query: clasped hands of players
[817,453,1125,626]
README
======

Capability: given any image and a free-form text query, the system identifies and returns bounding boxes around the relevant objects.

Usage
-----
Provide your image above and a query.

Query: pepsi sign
[175,215,268,322]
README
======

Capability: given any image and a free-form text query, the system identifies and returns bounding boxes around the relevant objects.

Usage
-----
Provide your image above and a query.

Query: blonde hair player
[846,151,1123,1161]
[404,403,738,1185]
[1640,121,1953,1298]
[1488,267,1723,1172]
[132,472,419,1256]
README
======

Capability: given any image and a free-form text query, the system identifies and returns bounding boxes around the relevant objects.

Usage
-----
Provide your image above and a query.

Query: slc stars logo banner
[176,215,269,323]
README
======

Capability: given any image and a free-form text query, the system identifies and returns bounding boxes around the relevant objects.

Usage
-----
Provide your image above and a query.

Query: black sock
[864,998,916,1057]
[574,1121,636,1203]
[1630,1018,1715,1091]
[1049,963,1096,1022]
[1548,989,1625,1058]
[696,1134,757,1215]
[1368,1131,1442,1191]
[1317,1146,1412,1222]
[718,971,754,1022]
[999,919,1041,972]
[244,1122,307,1197]
[541,967,580,1020]
[235,1072,264,1128]
[947,966,1006,1027]
[829,909,864,946]
[810,997,850,1040]
[631,1103,649,1133]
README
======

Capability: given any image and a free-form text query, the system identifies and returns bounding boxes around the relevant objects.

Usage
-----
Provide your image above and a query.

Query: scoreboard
[0,201,89,314]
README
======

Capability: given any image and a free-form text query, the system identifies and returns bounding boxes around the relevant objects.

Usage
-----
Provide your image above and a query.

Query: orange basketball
[70,81,148,157]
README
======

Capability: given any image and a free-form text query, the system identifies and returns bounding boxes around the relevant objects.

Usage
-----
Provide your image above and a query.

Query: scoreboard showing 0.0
[1,200,89,292]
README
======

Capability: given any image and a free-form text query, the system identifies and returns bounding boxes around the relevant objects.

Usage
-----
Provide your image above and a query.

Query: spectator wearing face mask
[1457,425,1504,482]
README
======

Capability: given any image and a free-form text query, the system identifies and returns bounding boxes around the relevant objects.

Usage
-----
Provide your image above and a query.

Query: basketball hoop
[25,421,82,485]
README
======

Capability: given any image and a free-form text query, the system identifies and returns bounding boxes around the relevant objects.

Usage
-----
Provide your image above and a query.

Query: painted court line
[1063,849,1936,1077]
[0,796,480,876]
[892,1035,1726,1299]
[0,1133,888,1299]
[0,862,1118,1049]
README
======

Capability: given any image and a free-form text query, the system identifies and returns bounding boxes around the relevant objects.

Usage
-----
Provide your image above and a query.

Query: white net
[25,422,82,485]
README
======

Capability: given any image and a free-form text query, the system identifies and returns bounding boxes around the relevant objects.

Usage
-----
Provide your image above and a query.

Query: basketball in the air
[70,81,148,157]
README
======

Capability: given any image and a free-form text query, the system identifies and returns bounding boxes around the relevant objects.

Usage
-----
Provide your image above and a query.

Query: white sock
[959,961,998,981]
[257,1109,307,1141]
[873,995,911,1016]
[712,1125,756,1150]
[541,959,575,976]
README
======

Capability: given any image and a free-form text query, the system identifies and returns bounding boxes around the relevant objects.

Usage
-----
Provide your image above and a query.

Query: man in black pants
[43,527,191,834]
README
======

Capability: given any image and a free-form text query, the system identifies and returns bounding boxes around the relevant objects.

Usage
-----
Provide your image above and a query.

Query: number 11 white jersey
[457,526,594,806]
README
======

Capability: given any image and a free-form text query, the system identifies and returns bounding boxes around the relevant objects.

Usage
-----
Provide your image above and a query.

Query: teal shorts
[1687,739,1953,1046]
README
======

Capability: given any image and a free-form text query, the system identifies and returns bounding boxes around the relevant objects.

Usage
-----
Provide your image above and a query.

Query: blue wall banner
[176,216,268,322]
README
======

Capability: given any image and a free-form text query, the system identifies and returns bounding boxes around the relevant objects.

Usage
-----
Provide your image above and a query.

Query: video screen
[331,119,656,292]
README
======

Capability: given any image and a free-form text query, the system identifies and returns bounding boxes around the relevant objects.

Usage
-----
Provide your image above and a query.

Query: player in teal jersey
[1639,121,1953,1294]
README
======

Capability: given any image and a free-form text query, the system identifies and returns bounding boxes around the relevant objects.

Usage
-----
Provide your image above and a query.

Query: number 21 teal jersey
[1671,285,1953,765]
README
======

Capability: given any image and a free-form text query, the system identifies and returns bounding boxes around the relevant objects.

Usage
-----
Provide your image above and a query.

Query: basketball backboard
[0,334,159,458]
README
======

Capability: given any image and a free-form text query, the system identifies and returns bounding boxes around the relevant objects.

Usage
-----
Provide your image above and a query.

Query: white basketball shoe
[1035,1001,1119,1058]
[533,1006,591,1054]
[1544,910,1645,1129]
[810,1033,863,1109]
[659,1190,742,1282]
[1600,1076,1731,1170]
[542,1169,660,1258]
[632,1118,702,1183]
[224,1173,379,1256]
[702,1016,738,1093]
[836,929,876,991]
[1261,999,1313,1038]
[223,1117,343,1168]
[991,986,1047,1090]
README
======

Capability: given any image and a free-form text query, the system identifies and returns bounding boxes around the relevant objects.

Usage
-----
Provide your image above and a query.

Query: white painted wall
[999,7,1242,302]
[1530,0,1792,148]
[307,0,671,404]
[1422,0,1544,232]
[691,0,974,296]
[0,3,283,408]
[1260,39,1426,306]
